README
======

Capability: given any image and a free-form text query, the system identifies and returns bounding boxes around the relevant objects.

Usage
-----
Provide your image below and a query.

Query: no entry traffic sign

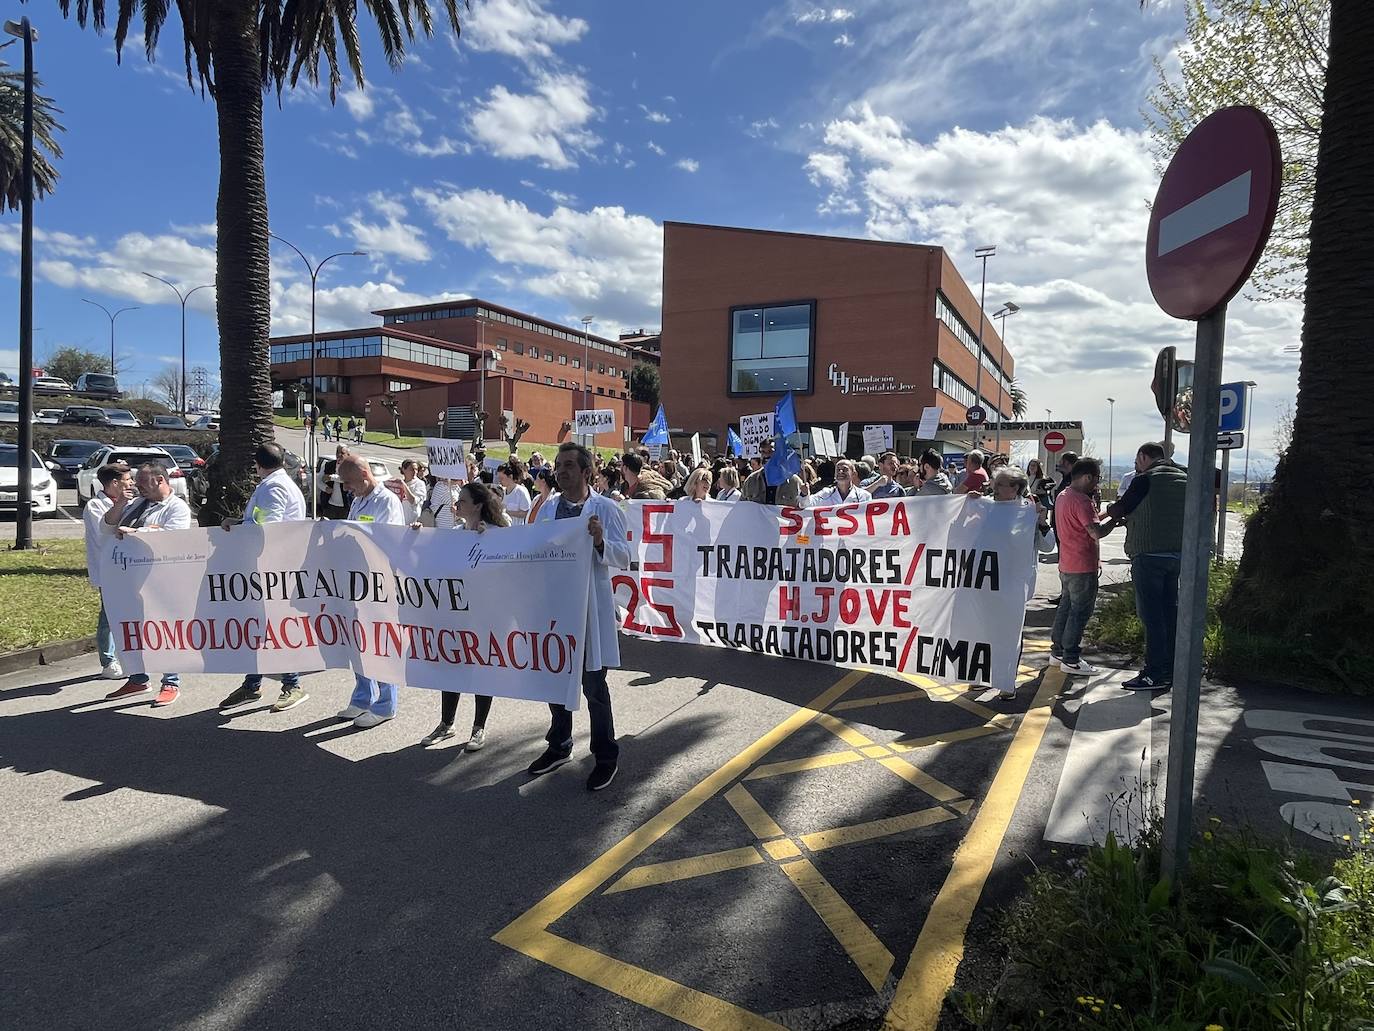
[1146,106,1282,321]
[1043,431,1066,453]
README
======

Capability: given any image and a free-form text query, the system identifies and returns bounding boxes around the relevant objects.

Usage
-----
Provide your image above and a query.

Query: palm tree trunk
[1222,0,1374,687]
[202,1,274,524]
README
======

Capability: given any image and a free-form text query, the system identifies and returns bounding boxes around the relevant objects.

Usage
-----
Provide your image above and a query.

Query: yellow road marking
[745,749,867,780]
[877,756,964,803]
[725,784,787,839]
[883,669,1064,1030]
[781,858,895,991]
[493,669,867,1030]
[830,689,928,710]
[889,723,1009,751]
[762,838,802,861]
[861,744,892,758]
[800,801,970,852]
[605,846,765,895]
[816,711,876,747]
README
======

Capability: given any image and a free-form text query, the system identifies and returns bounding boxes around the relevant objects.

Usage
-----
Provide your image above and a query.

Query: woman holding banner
[990,465,1056,700]
[529,468,556,523]
[683,468,712,503]
[420,481,509,750]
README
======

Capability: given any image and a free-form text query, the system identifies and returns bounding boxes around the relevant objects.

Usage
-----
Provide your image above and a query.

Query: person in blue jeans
[1093,443,1188,691]
[84,462,134,681]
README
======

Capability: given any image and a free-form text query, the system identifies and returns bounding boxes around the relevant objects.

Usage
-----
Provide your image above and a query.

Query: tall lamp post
[141,274,212,415]
[6,17,37,550]
[971,247,995,417]
[991,301,1018,455]
[81,299,139,376]
[1241,380,1257,501]
[580,315,594,444]
[1106,397,1116,488]
[268,234,365,519]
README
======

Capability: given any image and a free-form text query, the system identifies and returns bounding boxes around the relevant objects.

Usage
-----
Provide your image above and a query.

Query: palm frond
[0,64,66,211]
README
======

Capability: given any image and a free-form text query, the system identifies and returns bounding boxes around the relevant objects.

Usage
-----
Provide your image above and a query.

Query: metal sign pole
[1161,304,1226,884]
[1215,447,1231,562]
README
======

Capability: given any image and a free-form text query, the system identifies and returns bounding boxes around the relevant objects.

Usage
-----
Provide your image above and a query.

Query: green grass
[273,416,623,461]
[1088,560,1237,670]
[273,415,426,449]
[0,539,99,652]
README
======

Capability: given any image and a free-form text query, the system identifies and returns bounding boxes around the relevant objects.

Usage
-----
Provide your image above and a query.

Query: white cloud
[414,186,663,331]
[796,6,855,24]
[674,158,700,173]
[746,117,781,138]
[340,89,375,121]
[647,140,666,156]
[834,33,855,47]
[469,73,599,169]
[343,195,432,263]
[805,107,1301,459]
[639,104,671,124]
[465,0,588,63]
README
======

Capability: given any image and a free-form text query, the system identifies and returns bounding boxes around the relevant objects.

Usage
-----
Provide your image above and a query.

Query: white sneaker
[336,704,367,720]
[1047,654,1063,668]
[353,711,394,729]
[1059,660,1099,676]
[997,687,1017,700]
[465,727,487,752]
[421,723,456,746]
[100,661,124,680]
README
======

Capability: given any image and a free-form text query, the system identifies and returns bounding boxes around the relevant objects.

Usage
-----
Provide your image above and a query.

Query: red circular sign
[1146,106,1281,321]
[1043,431,1067,453]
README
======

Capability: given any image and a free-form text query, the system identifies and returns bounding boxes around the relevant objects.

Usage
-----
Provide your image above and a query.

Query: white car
[0,444,59,517]
[75,446,190,506]
[188,414,219,431]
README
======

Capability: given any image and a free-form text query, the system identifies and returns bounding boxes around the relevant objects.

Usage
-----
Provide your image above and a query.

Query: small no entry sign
[1043,431,1067,453]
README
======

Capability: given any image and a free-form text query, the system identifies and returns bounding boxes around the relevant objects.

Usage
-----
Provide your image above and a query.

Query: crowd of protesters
[84,429,1185,791]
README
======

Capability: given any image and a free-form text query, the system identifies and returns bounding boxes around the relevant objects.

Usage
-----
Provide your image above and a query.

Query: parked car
[103,408,141,428]
[0,443,59,518]
[188,414,219,431]
[76,446,189,506]
[60,405,112,426]
[152,442,207,506]
[75,372,121,399]
[314,455,389,508]
[33,376,72,393]
[150,415,189,431]
[0,371,12,386]
[0,401,18,423]
[48,439,104,487]
[36,408,65,424]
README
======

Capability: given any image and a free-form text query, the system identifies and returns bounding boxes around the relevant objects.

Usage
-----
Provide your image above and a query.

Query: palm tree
[0,56,63,211]
[1220,2,1374,686]
[1009,380,1028,420]
[57,0,464,521]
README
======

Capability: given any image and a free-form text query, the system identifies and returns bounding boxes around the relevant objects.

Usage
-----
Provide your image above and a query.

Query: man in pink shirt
[1050,458,1104,675]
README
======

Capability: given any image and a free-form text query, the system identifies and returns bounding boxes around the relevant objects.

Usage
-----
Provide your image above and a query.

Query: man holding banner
[530,442,631,791]
[218,442,311,713]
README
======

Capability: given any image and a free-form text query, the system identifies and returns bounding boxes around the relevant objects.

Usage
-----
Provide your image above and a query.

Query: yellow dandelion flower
[1208,816,1222,824]
[1113,1003,1122,1010]
[1205,1024,1224,1031]
[1203,830,1214,841]
[1076,996,1087,1005]
[1343,834,1352,841]
[1091,1005,1102,1014]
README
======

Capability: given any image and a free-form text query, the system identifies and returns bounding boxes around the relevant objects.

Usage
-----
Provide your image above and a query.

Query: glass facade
[730,301,815,395]
[270,334,472,373]
[382,303,632,357]
[935,291,1011,395]
[932,361,977,409]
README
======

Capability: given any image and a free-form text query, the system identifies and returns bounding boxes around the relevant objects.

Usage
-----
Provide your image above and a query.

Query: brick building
[270,299,655,445]
[659,222,1015,456]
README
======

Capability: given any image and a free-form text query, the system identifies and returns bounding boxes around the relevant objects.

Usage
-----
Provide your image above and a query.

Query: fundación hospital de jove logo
[827,362,915,396]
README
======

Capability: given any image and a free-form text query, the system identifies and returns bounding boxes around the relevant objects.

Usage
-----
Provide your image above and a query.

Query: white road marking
[1157,170,1251,256]
[1044,680,1154,845]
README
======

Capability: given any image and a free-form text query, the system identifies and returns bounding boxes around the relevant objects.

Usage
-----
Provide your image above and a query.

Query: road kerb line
[882,669,1064,1031]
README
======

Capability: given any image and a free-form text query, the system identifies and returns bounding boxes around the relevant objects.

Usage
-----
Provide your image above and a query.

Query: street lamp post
[81,299,140,376]
[268,234,366,519]
[141,274,212,416]
[991,301,1019,455]
[581,315,594,444]
[1107,397,1116,488]
[972,247,995,416]
[5,17,37,550]
[1241,380,1257,502]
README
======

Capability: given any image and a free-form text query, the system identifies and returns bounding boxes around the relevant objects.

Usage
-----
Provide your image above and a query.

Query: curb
[0,635,97,677]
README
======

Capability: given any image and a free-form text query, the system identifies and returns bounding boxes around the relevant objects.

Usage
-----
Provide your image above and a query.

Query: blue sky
[0,0,1299,472]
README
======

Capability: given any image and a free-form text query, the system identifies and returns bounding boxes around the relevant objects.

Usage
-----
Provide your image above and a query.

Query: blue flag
[727,427,744,457]
[643,405,669,445]
[764,391,803,486]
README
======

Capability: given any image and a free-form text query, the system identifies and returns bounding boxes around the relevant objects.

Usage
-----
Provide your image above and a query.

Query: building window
[728,300,815,395]
[608,366,616,376]
[932,361,977,409]
[935,291,1011,395]
[387,380,412,392]
[572,358,581,369]
[559,354,568,365]
[545,351,554,363]
[596,386,604,395]
[559,379,567,388]
[530,345,539,359]
[598,363,606,374]
[544,375,554,385]
[495,337,506,350]
[513,341,525,355]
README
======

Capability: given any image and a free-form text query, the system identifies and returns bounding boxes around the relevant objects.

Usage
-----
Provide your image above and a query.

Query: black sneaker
[1122,673,1170,692]
[219,683,262,709]
[586,762,618,792]
[527,745,573,776]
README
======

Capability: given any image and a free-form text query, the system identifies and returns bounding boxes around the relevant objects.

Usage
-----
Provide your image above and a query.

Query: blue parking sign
[1218,381,1247,433]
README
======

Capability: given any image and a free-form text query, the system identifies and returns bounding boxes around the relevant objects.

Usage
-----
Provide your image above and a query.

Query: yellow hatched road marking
[883,670,1065,1030]
[815,711,876,747]
[830,689,928,711]
[745,749,866,780]
[724,784,787,839]
[781,858,894,991]
[800,801,972,853]
[889,723,1009,751]
[877,756,963,803]
[605,846,765,895]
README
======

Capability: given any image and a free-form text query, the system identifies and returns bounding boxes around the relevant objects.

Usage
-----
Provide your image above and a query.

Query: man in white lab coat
[529,442,631,791]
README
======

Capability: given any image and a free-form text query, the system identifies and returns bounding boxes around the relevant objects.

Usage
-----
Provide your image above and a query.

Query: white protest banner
[613,495,1036,689]
[100,521,592,708]
[739,412,774,458]
[425,438,467,479]
[484,457,504,474]
[838,422,850,456]
[809,426,837,458]
[575,409,617,436]
[862,424,894,454]
[690,432,702,467]
[916,406,942,440]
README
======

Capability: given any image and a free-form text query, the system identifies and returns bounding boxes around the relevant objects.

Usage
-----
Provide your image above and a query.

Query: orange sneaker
[152,684,181,707]
[105,680,152,701]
